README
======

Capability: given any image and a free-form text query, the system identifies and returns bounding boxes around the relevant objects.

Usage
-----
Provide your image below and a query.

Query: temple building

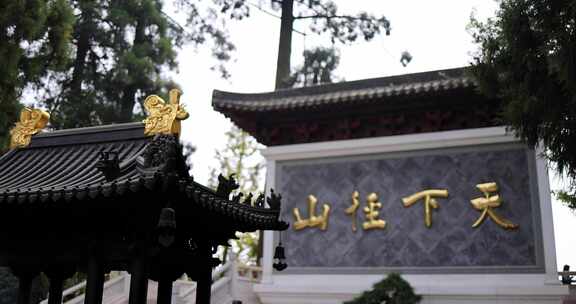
[212,67,571,304]
[2,67,571,304]
[0,90,288,304]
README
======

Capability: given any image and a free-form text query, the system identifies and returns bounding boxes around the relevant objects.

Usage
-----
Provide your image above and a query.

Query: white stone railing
[40,253,264,304]
[40,273,128,304]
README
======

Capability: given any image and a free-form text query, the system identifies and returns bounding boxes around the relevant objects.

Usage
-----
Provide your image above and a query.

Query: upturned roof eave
[212,67,476,113]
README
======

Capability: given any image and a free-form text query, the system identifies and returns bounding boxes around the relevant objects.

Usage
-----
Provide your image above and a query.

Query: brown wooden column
[45,267,74,304]
[17,274,33,304]
[12,269,36,304]
[195,267,212,304]
[156,279,172,304]
[128,256,148,304]
[85,255,105,304]
[47,275,64,304]
[195,255,213,304]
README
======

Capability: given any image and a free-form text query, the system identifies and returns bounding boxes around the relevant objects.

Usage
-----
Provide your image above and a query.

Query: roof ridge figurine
[143,89,189,137]
[9,107,50,149]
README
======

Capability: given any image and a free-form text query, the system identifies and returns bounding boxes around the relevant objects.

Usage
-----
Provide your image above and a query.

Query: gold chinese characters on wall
[292,182,518,232]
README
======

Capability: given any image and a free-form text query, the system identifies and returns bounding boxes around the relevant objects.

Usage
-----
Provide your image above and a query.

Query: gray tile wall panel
[275,143,544,274]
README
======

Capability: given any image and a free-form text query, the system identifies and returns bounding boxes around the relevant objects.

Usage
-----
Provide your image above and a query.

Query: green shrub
[344,273,421,304]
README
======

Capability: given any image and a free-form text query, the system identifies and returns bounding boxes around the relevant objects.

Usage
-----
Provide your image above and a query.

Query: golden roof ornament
[143,89,189,137]
[9,108,50,149]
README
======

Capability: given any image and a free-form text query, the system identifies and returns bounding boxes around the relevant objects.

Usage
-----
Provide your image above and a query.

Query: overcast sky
[171,0,575,272]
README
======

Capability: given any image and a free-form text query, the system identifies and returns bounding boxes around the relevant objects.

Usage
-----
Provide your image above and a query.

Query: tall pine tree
[0,0,74,146]
[289,46,341,87]
[41,0,184,129]
[470,0,576,208]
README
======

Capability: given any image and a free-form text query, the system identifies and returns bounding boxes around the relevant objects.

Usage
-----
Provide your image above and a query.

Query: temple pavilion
[0,90,288,304]
[212,67,570,304]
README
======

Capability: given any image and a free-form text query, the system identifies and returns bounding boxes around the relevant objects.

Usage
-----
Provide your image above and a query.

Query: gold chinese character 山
[143,89,189,137]
[402,189,449,228]
[345,191,361,232]
[293,195,331,231]
[9,108,50,149]
[470,182,518,230]
[362,192,386,230]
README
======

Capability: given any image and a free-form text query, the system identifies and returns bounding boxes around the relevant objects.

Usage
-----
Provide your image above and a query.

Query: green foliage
[470,0,576,205]
[0,269,49,304]
[557,189,576,210]
[271,0,391,88]
[40,0,185,129]
[209,124,262,195]
[0,0,74,149]
[301,3,390,43]
[0,268,18,304]
[344,273,421,304]
[290,46,341,87]
[1,0,392,142]
[209,124,263,265]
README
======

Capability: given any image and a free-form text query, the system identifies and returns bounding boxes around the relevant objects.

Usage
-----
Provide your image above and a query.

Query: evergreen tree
[178,0,393,88]
[344,273,421,304]
[0,268,18,304]
[0,0,74,146]
[2,0,393,146]
[289,46,341,87]
[40,0,185,129]
[272,0,391,89]
[470,0,576,208]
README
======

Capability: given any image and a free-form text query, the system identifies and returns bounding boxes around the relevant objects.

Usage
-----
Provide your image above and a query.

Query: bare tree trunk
[275,0,294,89]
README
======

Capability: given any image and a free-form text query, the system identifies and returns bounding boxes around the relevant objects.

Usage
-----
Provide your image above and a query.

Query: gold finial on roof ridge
[143,89,189,137]
[9,107,50,149]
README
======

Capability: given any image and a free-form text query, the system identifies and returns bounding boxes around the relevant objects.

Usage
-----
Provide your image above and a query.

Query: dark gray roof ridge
[36,122,143,137]
[28,122,147,148]
[213,67,473,112]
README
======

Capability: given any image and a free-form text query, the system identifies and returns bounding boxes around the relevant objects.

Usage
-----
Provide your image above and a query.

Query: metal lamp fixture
[273,242,287,271]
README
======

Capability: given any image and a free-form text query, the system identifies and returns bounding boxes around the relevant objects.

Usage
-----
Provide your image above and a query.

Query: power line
[246,1,306,36]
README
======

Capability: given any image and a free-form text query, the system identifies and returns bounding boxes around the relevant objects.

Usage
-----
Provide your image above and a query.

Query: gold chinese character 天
[293,195,331,231]
[470,182,518,230]
[345,191,360,232]
[402,189,449,228]
[362,192,386,230]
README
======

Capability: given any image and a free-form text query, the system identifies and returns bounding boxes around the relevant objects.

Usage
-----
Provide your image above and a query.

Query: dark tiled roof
[0,122,151,205]
[186,183,288,231]
[0,123,288,231]
[213,67,474,112]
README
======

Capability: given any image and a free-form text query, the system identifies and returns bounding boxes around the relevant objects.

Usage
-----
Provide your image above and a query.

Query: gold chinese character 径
[362,192,386,230]
[293,195,331,231]
[470,182,518,230]
[345,191,361,232]
[402,189,449,228]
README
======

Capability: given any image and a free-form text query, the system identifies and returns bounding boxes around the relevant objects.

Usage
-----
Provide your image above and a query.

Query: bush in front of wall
[344,273,421,304]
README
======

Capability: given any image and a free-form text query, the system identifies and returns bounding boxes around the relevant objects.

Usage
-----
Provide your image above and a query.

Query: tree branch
[293,14,365,20]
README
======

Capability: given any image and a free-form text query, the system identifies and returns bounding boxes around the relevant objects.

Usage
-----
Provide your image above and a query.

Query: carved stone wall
[276,143,544,274]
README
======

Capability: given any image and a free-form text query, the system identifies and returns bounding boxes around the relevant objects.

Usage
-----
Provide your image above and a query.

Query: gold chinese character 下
[402,189,449,228]
[470,182,518,230]
[363,192,386,230]
[293,195,331,231]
